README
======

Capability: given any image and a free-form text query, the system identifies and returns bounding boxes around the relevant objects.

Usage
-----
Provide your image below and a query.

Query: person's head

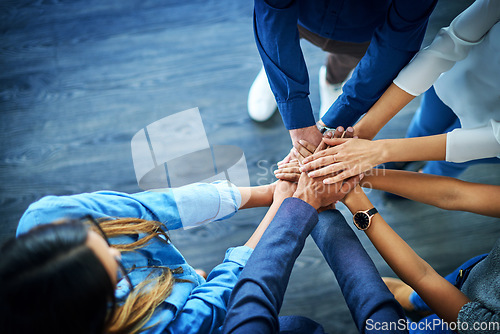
[0,217,175,334]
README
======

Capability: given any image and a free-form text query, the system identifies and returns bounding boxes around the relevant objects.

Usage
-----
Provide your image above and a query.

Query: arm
[343,187,471,325]
[17,181,268,235]
[223,154,355,333]
[361,169,500,218]
[321,0,437,128]
[311,210,406,333]
[301,135,446,184]
[354,0,500,139]
[167,181,294,333]
[238,184,275,210]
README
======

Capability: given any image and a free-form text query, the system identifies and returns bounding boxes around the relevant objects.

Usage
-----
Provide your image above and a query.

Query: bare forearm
[343,189,470,323]
[238,185,274,209]
[354,83,415,140]
[361,170,500,217]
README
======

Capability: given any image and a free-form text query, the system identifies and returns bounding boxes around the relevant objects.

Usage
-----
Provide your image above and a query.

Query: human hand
[292,169,362,210]
[273,179,298,203]
[292,137,362,210]
[301,137,384,185]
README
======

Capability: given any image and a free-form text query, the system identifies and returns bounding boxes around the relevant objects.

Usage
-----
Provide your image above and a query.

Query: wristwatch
[316,121,335,134]
[353,208,378,230]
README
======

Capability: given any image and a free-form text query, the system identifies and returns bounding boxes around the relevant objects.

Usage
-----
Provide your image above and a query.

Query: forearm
[238,184,274,210]
[377,134,446,163]
[354,83,415,140]
[361,169,500,217]
[289,125,323,147]
[343,190,470,324]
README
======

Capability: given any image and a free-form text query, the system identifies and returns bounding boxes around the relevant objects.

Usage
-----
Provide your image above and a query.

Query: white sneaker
[248,67,278,122]
[319,65,353,119]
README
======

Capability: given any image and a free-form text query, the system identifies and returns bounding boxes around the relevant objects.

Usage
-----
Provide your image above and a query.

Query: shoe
[319,66,353,118]
[382,277,416,311]
[248,67,278,122]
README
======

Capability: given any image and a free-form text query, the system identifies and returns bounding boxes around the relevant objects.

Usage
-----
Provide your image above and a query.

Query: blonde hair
[97,218,181,334]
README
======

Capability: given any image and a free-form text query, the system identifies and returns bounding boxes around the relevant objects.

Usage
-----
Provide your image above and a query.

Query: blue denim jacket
[17,181,253,334]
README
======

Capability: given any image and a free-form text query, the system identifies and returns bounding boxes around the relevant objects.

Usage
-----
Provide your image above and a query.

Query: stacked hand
[273,126,363,210]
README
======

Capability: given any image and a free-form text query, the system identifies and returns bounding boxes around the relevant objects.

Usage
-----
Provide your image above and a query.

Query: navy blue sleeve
[311,210,408,334]
[254,0,315,130]
[321,0,437,128]
[222,197,319,333]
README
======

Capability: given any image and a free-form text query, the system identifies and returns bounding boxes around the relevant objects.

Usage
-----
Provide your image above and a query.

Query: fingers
[332,126,344,139]
[278,160,300,169]
[275,165,301,175]
[297,139,316,155]
[293,140,315,163]
[275,160,301,182]
[274,172,301,182]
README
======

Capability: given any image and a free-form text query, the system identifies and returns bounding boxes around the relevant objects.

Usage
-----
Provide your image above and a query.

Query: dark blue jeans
[406,86,499,177]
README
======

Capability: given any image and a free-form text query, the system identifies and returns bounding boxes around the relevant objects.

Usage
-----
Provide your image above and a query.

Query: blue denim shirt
[17,181,253,334]
[254,0,437,129]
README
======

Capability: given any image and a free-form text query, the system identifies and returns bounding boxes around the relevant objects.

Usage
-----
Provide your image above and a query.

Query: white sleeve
[446,120,500,163]
[394,0,500,96]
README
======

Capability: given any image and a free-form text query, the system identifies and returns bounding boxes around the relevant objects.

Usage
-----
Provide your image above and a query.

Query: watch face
[354,212,370,230]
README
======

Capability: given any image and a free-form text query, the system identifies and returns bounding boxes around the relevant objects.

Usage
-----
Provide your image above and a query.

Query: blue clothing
[406,86,500,177]
[254,0,437,130]
[17,181,253,334]
[222,199,406,333]
[311,210,407,333]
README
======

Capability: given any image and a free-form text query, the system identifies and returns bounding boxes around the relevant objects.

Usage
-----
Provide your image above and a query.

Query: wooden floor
[1,0,498,332]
